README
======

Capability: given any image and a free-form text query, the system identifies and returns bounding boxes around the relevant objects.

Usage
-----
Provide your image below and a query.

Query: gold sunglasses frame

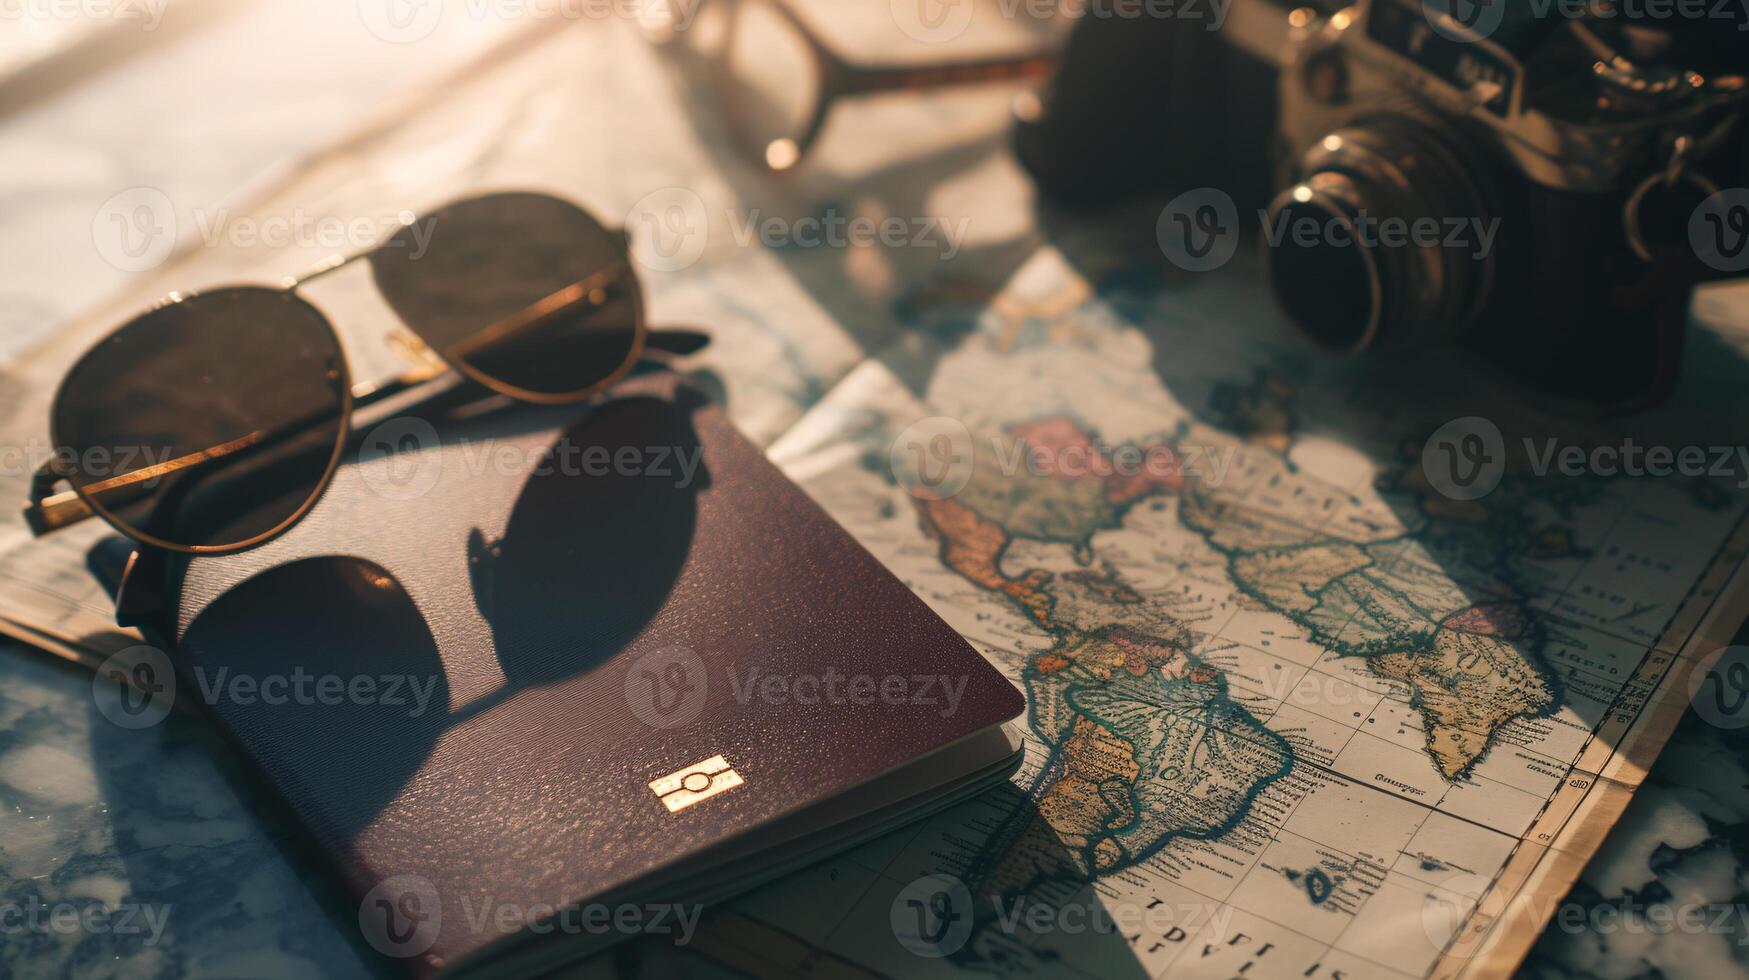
[25,192,648,556]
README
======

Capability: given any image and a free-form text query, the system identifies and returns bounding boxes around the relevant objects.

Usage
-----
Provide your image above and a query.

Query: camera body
[1017,0,1749,410]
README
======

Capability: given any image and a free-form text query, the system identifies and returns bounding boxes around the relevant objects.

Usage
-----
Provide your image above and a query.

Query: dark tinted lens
[1268,200,1379,353]
[52,288,348,552]
[371,193,643,402]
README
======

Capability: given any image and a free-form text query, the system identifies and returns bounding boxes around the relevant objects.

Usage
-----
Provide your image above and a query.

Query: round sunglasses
[25,191,664,555]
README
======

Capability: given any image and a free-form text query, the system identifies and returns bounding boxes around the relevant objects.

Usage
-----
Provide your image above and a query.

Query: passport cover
[118,373,1024,975]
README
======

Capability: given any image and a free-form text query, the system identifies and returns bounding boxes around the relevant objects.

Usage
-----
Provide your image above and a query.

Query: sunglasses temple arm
[19,363,443,539]
[23,460,92,536]
[838,53,1056,96]
[438,261,631,362]
[22,420,320,538]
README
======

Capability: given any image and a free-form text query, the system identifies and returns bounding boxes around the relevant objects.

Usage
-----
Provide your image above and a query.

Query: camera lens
[1268,177,1382,352]
[1264,117,1495,354]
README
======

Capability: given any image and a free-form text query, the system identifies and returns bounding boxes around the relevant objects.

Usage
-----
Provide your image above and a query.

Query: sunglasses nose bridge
[386,329,448,376]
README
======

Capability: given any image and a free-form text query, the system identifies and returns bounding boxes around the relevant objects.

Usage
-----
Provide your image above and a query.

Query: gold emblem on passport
[651,755,743,813]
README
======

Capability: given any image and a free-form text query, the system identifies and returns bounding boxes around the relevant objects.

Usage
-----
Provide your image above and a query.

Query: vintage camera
[1017,1,1749,411]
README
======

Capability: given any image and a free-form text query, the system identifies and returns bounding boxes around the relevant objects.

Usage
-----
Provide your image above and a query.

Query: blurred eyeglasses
[645,0,1057,171]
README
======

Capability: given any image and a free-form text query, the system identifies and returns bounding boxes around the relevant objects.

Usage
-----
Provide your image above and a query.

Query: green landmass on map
[892,370,1595,947]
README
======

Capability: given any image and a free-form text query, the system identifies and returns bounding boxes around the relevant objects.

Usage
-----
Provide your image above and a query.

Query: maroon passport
[120,375,1023,976]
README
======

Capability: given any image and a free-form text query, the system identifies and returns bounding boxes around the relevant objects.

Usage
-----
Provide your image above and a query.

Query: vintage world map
[0,23,1745,980]
[712,248,1749,980]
